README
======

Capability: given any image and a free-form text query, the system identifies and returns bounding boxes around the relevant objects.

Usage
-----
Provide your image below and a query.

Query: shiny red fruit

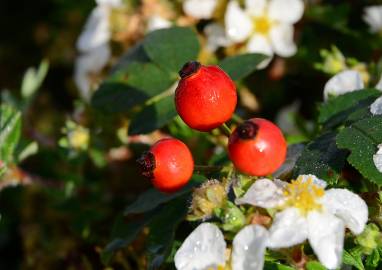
[137,138,194,193]
[228,118,287,176]
[175,61,237,131]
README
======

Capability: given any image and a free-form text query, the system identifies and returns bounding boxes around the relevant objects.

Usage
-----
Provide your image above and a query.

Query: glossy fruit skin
[228,118,287,176]
[137,138,194,193]
[175,61,237,131]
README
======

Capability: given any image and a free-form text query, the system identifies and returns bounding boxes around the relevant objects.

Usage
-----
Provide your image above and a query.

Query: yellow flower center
[208,266,226,270]
[68,128,89,150]
[253,16,273,35]
[283,176,325,216]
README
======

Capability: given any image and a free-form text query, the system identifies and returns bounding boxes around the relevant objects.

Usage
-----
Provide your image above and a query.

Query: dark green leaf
[293,132,348,184]
[92,70,164,113]
[101,211,157,265]
[129,95,177,135]
[125,62,174,93]
[146,196,189,270]
[0,105,22,163]
[219,53,267,81]
[337,116,382,186]
[124,174,206,215]
[366,248,380,268]
[343,248,365,270]
[143,27,200,74]
[111,42,150,73]
[319,89,381,129]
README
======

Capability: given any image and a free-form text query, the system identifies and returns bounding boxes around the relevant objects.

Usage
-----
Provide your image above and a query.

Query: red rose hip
[228,118,287,176]
[175,61,237,131]
[137,138,194,193]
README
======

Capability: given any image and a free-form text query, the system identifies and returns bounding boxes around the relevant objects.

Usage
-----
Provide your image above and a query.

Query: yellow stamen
[253,16,272,35]
[283,176,325,216]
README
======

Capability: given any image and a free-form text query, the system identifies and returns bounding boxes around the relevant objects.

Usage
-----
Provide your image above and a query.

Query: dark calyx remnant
[237,121,259,140]
[179,61,201,79]
[137,151,156,179]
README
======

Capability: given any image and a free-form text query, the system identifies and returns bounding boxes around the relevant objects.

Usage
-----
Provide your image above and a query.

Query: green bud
[187,179,227,221]
[215,201,246,233]
[355,223,382,255]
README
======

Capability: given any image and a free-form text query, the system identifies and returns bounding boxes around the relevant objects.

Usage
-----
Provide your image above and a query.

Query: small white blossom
[224,0,304,68]
[370,96,382,115]
[75,0,123,101]
[146,15,172,32]
[174,223,268,270]
[204,23,234,52]
[183,0,218,19]
[373,144,382,173]
[237,175,368,269]
[363,5,382,33]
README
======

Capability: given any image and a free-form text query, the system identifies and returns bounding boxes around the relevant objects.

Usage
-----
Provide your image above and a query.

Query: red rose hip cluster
[137,61,287,193]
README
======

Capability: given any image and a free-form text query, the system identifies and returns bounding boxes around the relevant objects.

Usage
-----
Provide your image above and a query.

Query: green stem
[219,123,232,137]
[231,114,244,124]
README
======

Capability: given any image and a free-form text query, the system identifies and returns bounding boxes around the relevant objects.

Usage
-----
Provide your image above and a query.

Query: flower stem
[194,165,223,173]
[219,123,232,137]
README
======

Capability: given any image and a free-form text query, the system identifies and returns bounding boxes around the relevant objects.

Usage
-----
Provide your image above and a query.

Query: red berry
[137,138,194,193]
[228,118,287,176]
[175,61,237,131]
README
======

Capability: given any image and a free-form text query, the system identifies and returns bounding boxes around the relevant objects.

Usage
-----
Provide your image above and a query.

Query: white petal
[375,75,382,91]
[247,34,274,69]
[323,70,365,101]
[267,208,308,248]
[245,0,267,17]
[322,189,368,235]
[174,223,226,270]
[96,0,123,8]
[363,6,382,33]
[307,211,345,269]
[204,23,233,52]
[147,15,172,32]
[232,225,269,270]
[297,174,327,189]
[374,144,382,173]
[74,44,111,101]
[76,6,111,53]
[183,0,218,19]
[269,24,297,57]
[235,179,285,208]
[370,96,382,115]
[268,0,304,24]
[225,1,253,43]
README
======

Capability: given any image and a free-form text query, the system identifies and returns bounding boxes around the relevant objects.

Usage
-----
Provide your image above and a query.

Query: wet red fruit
[175,61,237,131]
[137,138,194,193]
[228,118,287,176]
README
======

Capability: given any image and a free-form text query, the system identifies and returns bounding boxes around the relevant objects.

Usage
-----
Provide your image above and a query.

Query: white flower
[74,44,111,101]
[324,70,382,101]
[224,0,304,67]
[236,175,368,269]
[373,144,382,173]
[146,15,172,32]
[174,223,269,270]
[363,5,382,33]
[204,23,234,52]
[370,96,382,115]
[183,0,218,19]
[75,0,123,100]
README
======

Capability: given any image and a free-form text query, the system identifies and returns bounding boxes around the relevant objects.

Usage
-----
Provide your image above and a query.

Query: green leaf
[143,27,200,74]
[17,141,38,162]
[306,261,327,270]
[91,71,159,113]
[111,42,150,73]
[366,248,380,268]
[124,174,206,215]
[21,59,49,99]
[146,196,189,270]
[0,105,22,163]
[319,89,381,129]
[128,95,177,135]
[343,248,365,270]
[219,53,267,81]
[125,62,174,93]
[337,116,382,186]
[293,132,348,184]
[101,211,157,265]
